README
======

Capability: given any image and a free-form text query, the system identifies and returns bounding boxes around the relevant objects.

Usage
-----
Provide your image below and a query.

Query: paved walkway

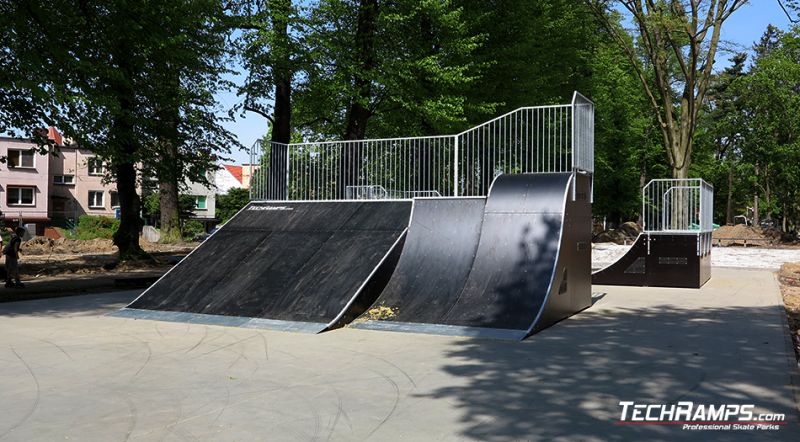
[0,268,798,441]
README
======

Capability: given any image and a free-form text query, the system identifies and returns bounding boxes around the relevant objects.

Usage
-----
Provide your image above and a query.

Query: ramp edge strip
[108,308,326,333]
[350,320,527,340]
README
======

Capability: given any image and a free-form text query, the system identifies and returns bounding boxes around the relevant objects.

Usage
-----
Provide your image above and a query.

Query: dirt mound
[713,225,769,246]
[21,236,196,256]
[21,237,117,255]
[593,221,641,245]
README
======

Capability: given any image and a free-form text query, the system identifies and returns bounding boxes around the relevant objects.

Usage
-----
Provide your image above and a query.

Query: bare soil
[12,237,195,280]
[778,262,800,362]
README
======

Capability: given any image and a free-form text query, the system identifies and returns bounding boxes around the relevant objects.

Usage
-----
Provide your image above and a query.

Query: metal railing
[642,179,714,233]
[250,91,594,201]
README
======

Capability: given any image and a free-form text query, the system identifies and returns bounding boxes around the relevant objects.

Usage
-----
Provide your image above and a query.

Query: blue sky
[218,1,796,165]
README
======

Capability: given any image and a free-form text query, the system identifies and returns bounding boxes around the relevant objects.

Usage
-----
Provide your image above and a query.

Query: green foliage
[76,215,120,240]
[3,0,239,257]
[589,26,665,225]
[459,0,597,119]
[182,220,205,240]
[292,0,486,138]
[216,188,251,224]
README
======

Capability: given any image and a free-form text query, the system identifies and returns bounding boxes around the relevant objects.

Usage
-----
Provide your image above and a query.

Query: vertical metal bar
[453,135,459,196]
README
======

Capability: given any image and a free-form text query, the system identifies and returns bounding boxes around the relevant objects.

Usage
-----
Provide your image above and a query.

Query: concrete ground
[0,268,798,441]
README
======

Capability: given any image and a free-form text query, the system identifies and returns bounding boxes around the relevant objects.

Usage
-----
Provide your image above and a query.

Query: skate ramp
[116,200,411,332]
[354,173,593,339]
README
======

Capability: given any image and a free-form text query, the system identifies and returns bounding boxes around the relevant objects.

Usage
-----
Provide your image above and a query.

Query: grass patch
[76,215,119,240]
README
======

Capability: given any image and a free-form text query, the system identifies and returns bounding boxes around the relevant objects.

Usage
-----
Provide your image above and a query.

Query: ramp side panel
[442,173,572,331]
[364,198,486,324]
[532,172,593,334]
[592,233,710,288]
[130,200,412,324]
[591,234,648,286]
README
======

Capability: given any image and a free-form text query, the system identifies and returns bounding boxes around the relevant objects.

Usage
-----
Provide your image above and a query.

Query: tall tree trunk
[267,0,293,200]
[339,0,378,198]
[764,165,771,222]
[159,177,181,241]
[110,47,144,258]
[753,193,759,226]
[157,78,182,241]
[725,165,734,225]
[783,202,787,232]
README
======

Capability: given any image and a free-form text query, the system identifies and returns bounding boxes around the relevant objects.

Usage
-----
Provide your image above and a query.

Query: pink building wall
[0,138,50,233]
[49,146,118,221]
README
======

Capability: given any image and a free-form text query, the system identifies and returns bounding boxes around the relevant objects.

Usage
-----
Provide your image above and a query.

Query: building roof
[47,127,63,145]
[223,164,243,184]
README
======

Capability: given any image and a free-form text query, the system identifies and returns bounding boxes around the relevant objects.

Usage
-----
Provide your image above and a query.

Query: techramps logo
[616,401,785,431]
[248,205,294,211]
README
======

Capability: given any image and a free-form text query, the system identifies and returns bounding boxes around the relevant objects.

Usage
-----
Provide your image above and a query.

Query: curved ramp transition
[353,173,593,339]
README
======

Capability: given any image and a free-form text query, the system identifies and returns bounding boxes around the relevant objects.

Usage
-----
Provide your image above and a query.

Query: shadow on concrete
[0,290,141,318]
[417,303,800,441]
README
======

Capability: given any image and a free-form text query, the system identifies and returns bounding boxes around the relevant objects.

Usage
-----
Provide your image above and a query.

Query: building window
[110,191,119,207]
[88,191,104,208]
[88,158,105,176]
[7,186,35,206]
[194,196,207,210]
[8,149,35,168]
[53,175,76,185]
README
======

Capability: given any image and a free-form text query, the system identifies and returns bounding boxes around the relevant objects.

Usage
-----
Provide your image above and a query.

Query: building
[1,127,252,236]
[240,163,259,189]
[215,164,244,194]
[0,137,51,234]
[49,145,119,225]
[184,172,217,230]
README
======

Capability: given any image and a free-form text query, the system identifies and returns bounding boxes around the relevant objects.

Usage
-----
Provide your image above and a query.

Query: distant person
[4,227,25,288]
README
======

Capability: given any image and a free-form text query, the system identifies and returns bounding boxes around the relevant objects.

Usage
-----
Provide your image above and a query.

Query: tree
[216,188,252,224]
[6,1,237,258]
[738,25,800,230]
[692,53,748,225]
[295,0,483,138]
[588,0,748,179]
[458,0,598,119]
[590,15,666,226]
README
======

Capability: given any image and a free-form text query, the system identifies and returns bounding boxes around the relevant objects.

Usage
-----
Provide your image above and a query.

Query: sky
[217,1,796,166]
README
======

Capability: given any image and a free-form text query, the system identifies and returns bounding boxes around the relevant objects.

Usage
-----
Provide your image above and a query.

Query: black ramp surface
[126,200,411,330]
[355,172,592,339]
[358,198,486,323]
[442,173,586,334]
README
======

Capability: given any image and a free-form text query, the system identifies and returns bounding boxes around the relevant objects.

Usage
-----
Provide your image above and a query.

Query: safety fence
[641,179,714,256]
[249,91,594,201]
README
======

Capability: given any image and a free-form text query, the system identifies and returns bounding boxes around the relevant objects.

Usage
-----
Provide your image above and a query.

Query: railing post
[284,144,290,201]
[249,141,254,201]
[453,135,459,197]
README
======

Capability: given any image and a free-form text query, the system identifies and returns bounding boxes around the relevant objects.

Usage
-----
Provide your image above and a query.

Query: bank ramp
[114,200,411,332]
[352,173,593,340]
